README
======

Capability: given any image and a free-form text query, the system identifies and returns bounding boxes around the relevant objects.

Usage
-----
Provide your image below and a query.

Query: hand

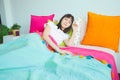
[57,49,72,55]
[72,23,78,32]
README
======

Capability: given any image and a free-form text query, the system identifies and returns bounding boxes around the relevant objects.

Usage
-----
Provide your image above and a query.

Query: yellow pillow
[81,12,120,52]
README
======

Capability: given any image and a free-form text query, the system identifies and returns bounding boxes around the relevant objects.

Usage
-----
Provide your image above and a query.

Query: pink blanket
[60,47,119,80]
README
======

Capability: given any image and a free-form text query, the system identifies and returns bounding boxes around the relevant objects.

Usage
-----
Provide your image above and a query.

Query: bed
[0,12,120,80]
[0,33,118,80]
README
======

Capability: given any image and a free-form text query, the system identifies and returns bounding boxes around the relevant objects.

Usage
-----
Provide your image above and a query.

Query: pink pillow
[37,31,43,36]
[29,14,55,33]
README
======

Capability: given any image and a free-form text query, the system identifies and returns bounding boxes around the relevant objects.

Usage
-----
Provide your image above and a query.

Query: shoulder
[46,21,58,29]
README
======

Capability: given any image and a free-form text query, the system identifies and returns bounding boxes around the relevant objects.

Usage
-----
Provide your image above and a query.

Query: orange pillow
[81,12,120,52]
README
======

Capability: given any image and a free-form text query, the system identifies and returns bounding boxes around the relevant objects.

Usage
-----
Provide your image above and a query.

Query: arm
[43,24,72,54]
[43,24,59,51]
[64,23,78,46]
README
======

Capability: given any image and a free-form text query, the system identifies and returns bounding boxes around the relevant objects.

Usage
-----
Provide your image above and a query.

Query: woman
[43,14,78,54]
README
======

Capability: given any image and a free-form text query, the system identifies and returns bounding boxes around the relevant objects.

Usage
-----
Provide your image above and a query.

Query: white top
[45,21,69,45]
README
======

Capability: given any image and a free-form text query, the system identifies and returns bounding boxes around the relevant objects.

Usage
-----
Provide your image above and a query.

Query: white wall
[9,0,120,34]
[0,0,6,25]
[0,0,13,27]
[1,0,120,73]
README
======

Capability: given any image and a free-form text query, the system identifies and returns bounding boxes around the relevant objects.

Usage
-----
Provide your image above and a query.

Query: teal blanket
[0,33,111,80]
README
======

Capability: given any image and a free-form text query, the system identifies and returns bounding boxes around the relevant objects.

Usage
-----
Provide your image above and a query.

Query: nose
[65,20,69,24]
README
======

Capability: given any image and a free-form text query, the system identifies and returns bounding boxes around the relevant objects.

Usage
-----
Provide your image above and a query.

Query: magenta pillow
[29,14,55,33]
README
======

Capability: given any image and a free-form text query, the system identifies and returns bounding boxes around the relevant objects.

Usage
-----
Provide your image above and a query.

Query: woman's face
[61,17,72,30]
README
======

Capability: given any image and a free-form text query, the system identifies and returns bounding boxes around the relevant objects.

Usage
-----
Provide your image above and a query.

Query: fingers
[58,49,72,55]
[73,23,78,27]
[62,50,72,55]
[72,22,78,27]
[72,23,78,31]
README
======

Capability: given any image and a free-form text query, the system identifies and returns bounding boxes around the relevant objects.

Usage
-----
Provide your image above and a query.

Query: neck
[61,27,65,31]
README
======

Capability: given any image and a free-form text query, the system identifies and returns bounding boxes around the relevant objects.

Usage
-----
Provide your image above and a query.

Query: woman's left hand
[72,23,78,32]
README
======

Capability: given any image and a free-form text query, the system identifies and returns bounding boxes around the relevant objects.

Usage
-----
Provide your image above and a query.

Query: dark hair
[57,14,74,33]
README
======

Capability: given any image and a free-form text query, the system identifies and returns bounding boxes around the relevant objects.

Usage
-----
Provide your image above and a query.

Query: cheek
[67,23,71,27]
[61,22,64,26]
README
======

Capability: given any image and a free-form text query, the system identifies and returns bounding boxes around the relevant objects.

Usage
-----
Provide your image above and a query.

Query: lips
[63,23,67,27]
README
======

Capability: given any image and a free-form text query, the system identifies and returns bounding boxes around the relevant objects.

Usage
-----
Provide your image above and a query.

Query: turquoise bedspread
[0,33,111,80]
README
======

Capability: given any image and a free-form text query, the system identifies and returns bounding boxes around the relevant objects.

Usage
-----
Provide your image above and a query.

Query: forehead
[63,17,72,20]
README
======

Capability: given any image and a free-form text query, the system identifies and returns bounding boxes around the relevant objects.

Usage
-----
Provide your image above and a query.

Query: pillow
[29,14,55,33]
[73,17,85,46]
[81,12,120,52]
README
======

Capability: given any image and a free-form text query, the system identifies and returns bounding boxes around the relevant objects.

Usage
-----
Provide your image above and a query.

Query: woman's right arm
[43,24,72,55]
[43,24,60,52]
